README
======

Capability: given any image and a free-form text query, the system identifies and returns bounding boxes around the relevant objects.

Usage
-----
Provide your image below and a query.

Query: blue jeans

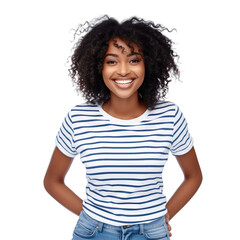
[72,210,170,240]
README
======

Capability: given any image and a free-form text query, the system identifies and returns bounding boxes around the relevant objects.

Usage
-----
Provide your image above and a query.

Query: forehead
[106,38,141,55]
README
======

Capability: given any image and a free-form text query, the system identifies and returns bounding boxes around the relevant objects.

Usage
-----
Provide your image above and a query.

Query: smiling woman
[44,15,202,240]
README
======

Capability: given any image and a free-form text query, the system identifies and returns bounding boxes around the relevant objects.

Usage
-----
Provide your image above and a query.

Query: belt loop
[97,221,104,232]
[139,224,144,235]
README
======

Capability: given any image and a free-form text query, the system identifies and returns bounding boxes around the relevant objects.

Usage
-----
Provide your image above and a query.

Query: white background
[1,0,239,239]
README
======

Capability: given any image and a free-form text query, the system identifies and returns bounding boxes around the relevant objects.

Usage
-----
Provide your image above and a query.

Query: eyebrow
[105,52,142,58]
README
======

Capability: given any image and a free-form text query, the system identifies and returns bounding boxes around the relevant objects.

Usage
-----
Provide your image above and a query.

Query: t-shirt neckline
[98,104,150,125]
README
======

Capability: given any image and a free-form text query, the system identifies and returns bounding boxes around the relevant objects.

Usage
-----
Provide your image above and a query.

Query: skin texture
[44,38,202,238]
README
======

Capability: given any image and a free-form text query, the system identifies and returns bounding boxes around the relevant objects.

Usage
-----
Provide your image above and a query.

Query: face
[102,38,145,101]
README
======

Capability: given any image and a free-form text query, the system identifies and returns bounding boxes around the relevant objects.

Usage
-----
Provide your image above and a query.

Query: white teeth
[114,80,133,84]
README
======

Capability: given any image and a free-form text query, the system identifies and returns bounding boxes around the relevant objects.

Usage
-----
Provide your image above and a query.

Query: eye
[130,58,141,64]
[106,60,117,65]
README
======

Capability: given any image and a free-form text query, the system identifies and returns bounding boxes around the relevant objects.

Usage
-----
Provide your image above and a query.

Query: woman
[44,16,202,240]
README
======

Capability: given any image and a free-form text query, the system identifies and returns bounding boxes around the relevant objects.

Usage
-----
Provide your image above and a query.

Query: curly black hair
[69,15,179,110]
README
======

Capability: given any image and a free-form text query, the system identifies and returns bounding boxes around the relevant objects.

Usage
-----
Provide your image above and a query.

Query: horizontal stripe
[74,134,173,145]
[74,121,174,130]
[86,186,163,194]
[80,145,170,154]
[87,181,163,188]
[86,192,165,205]
[72,114,103,118]
[87,198,166,211]
[74,128,173,136]
[82,158,168,164]
[82,152,168,159]
[77,140,172,151]
[87,177,163,182]
[86,165,164,169]
[87,188,163,200]
[86,171,162,175]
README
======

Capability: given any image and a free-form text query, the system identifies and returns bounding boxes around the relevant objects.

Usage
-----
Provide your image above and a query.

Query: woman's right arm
[44,147,83,215]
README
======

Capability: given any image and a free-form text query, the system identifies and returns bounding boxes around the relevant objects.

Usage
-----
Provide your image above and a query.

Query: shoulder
[68,102,101,121]
[143,101,178,123]
[151,100,178,113]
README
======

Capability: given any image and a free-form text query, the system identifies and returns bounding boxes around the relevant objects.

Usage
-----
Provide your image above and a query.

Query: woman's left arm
[166,146,203,221]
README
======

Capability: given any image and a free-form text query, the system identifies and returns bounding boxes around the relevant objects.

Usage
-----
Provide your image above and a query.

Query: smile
[114,79,134,84]
[112,79,135,89]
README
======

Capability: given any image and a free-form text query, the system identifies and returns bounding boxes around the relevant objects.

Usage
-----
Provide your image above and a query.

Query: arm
[166,146,203,220]
[44,147,83,215]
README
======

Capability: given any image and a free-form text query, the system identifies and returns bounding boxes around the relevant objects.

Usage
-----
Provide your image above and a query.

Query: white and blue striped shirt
[56,101,193,226]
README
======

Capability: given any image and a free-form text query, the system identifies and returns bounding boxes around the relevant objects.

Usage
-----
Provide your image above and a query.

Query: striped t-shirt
[56,101,193,226]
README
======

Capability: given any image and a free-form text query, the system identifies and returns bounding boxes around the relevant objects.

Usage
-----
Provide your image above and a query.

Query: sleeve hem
[55,139,77,158]
[171,138,194,157]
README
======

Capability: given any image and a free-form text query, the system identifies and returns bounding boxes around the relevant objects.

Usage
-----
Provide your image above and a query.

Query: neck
[102,94,147,120]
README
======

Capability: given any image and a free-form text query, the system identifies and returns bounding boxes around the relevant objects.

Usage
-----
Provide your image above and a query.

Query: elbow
[43,173,64,194]
[199,170,203,187]
[43,173,55,194]
[43,174,50,193]
[194,170,203,189]
[185,169,203,189]
[197,166,203,184]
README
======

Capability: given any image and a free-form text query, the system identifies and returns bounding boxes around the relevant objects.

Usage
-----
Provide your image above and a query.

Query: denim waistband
[80,210,166,234]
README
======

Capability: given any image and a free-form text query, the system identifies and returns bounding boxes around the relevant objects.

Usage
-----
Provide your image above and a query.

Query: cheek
[102,66,111,80]
[102,68,112,88]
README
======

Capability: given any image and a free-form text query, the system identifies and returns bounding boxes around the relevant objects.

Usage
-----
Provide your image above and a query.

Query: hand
[165,213,172,237]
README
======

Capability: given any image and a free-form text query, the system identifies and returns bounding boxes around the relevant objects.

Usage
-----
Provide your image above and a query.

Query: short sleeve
[170,105,194,156]
[55,111,78,158]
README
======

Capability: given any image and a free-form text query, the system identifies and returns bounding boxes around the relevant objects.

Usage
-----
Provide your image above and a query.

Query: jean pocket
[73,217,97,239]
[144,223,169,240]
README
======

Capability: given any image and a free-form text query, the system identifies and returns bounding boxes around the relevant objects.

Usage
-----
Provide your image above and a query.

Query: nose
[117,62,130,76]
